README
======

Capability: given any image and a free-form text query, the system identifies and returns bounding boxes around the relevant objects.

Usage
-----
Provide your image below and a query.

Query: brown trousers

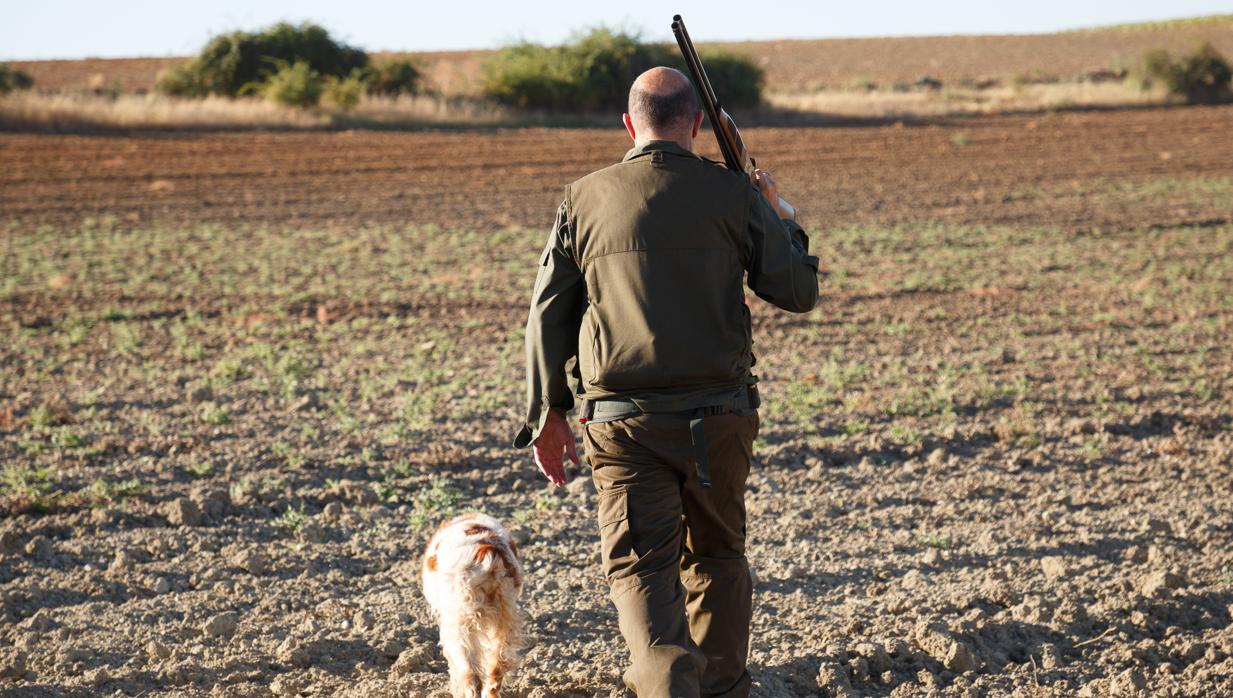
[584,411,759,698]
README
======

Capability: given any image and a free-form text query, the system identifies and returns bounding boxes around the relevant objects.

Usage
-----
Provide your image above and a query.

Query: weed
[917,531,953,550]
[951,132,970,146]
[184,461,214,478]
[79,477,143,503]
[199,403,230,425]
[1,465,55,499]
[1081,440,1104,464]
[408,478,462,530]
[274,504,309,532]
[213,357,248,383]
[28,405,57,429]
[535,493,562,511]
[843,419,870,436]
[271,441,306,469]
[889,423,922,444]
[230,476,257,501]
[1015,432,1043,449]
[62,316,95,345]
[50,428,86,450]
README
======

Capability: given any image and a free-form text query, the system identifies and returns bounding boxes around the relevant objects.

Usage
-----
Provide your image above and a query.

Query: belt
[579,385,760,488]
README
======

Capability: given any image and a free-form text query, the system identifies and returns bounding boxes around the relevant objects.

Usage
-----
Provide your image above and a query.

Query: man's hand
[532,409,579,487]
[753,168,796,220]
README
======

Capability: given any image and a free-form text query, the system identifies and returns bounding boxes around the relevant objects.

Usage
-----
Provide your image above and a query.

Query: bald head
[627,67,699,137]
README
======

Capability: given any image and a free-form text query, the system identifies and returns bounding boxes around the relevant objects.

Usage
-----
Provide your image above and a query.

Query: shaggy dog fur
[422,512,526,698]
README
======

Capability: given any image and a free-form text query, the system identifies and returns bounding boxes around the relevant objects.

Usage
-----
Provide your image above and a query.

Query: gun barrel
[671,15,741,171]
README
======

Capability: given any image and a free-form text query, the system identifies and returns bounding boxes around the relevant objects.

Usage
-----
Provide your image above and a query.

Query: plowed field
[2,106,1232,698]
[3,105,1231,233]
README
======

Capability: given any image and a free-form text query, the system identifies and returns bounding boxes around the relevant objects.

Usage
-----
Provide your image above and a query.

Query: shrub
[686,48,764,108]
[1139,42,1232,104]
[260,60,323,108]
[0,63,35,94]
[365,58,422,96]
[325,68,366,110]
[157,22,368,98]
[482,42,577,109]
[155,62,207,98]
[482,27,763,112]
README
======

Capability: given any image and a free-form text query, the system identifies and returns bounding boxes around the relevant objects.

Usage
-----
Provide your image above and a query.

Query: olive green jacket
[514,140,819,448]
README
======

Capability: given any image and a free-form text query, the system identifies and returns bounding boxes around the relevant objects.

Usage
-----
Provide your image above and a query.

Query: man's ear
[691,111,703,138]
[623,113,637,142]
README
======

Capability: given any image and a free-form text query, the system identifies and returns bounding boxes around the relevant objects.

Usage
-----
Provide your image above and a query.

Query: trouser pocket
[596,485,632,576]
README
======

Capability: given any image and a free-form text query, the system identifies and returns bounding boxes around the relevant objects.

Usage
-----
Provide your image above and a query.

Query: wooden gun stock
[671,14,796,220]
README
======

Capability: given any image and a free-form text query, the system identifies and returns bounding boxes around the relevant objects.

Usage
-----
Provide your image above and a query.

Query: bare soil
[1,105,1232,697]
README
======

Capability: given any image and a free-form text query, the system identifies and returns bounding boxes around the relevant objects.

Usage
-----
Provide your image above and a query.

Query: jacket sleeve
[513,200,585,448]
[745,187,820,313]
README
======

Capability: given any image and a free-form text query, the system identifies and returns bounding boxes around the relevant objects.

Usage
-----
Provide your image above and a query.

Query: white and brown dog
[422,512,526,698]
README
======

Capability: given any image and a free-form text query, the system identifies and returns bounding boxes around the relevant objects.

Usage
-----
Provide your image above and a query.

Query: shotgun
[671,14,796,220]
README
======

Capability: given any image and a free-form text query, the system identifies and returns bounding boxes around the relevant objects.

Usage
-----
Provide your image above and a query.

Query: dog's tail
[471,540,521,584]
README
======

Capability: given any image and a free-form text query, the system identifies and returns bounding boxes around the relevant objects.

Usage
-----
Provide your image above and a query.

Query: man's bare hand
[753,168,796,220]
[532,410,579,487]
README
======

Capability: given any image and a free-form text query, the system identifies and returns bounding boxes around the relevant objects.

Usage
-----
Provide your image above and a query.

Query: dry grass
[766,81,1171,119]
[0,92,327,130]
[0,92,613,131]
[1,81,1178,132]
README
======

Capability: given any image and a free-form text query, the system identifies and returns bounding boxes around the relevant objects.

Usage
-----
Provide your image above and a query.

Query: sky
[2,0,1230,61]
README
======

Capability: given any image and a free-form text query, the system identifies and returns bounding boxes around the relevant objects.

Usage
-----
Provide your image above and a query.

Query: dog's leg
[479,634,510,698]
[440,625,482,698]
[480,599,525,698]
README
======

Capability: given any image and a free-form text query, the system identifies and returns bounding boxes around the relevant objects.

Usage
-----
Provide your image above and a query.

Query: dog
[422,512,526,698]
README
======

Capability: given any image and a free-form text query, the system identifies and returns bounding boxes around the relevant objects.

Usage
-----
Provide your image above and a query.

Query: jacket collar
[622,140,700,162]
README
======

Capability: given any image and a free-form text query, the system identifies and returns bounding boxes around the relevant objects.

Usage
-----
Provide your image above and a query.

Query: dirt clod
[816,661,856,697]
[165,497,202,527]
[853,641,893,675]
[1040,556,1068,579]
[391,646,433,676]
[146,640,172,660]
[0,529,20,554]
[232,549,269,576]
[24,535,51,558]
[298,520,325,543]
[202,611,239,638]
[1041,642,1062,669]
[321,501,345,522]
[271,674,305,696]
[946,640,979,673]
[22,609,52,632]
[0,648,28,679]
[339,481,379,506]
[110,548,138,572]
[1139,571,1187,597]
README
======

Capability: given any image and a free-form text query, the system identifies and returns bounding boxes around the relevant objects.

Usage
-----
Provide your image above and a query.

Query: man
[514,66,820,697]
